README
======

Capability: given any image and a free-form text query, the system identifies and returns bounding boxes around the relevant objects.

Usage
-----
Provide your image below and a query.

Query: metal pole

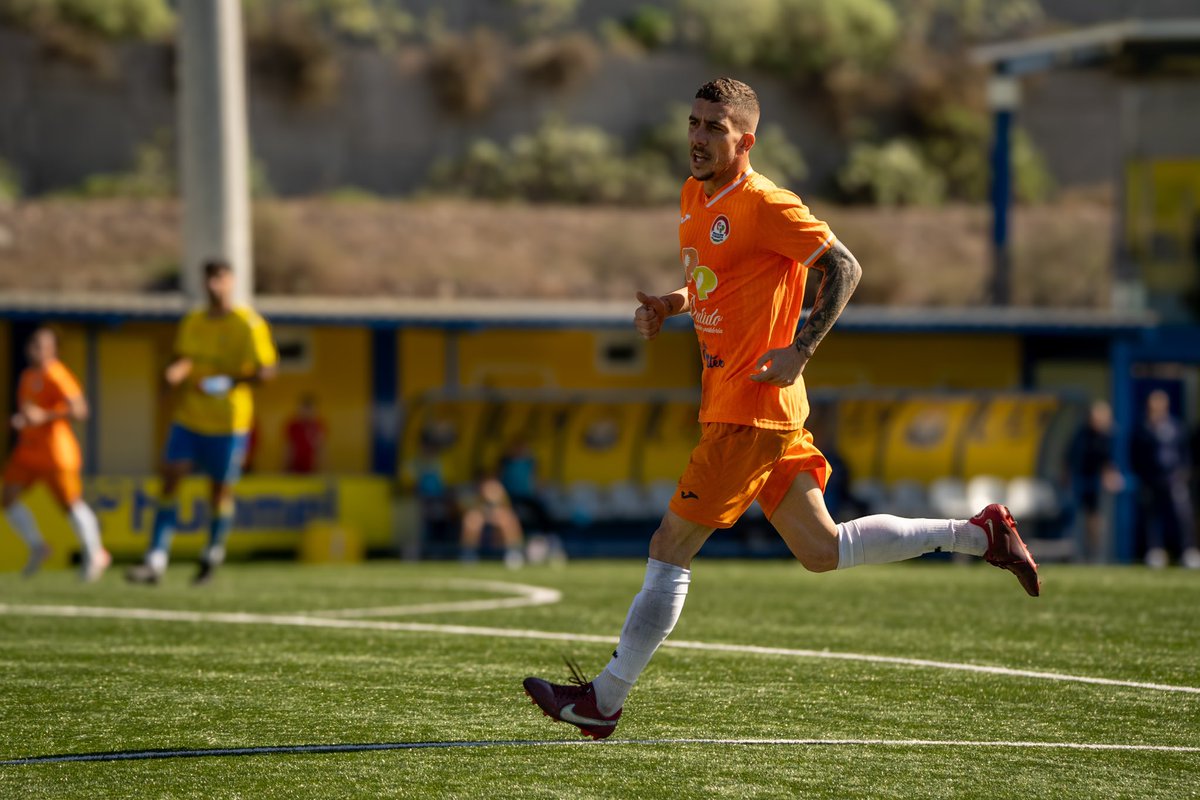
[178,0,253,304]
[987,73,1020,306]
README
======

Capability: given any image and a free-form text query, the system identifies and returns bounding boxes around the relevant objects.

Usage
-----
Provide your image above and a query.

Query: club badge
[709,215,730,245]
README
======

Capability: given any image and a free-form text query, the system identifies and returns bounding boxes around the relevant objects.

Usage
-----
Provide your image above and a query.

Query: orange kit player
[2,327,110,581]
[523,78,1040,739]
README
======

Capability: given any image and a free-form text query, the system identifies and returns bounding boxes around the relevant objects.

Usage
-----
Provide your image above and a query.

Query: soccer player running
[126,259,277,586]
[523,78,1040,739]
[2,327,109,581]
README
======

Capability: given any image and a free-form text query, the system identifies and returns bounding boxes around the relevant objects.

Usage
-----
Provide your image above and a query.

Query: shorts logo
[710,215,730,244]
[680,490,699,500]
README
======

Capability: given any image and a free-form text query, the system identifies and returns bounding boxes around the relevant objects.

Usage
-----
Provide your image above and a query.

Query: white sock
[836,515,987,569]
[203,544,226,567]
[67,501,103,559]
[147,548,169,572]
[593,558,690,715]
[5,502,44,548]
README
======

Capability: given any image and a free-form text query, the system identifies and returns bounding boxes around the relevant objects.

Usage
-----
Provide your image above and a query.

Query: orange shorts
[2,460,82,506]
[668,422,830,529]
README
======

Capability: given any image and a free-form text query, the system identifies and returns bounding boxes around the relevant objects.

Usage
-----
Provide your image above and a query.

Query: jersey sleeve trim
[802,234,837,267]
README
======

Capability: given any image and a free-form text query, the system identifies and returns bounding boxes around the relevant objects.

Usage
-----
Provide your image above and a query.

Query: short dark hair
[695,78,760,133]
[203,258,233,276]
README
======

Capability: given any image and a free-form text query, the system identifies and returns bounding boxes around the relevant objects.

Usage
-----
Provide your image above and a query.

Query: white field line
[2,737,1198,766]
[2,602,1199,696]
[308,579,562,618]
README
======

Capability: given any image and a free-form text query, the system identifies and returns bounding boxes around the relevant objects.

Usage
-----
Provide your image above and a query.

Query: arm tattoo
[794,241,862,357]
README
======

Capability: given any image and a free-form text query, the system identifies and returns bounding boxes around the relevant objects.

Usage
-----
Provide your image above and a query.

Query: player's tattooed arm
[793,240,861,357]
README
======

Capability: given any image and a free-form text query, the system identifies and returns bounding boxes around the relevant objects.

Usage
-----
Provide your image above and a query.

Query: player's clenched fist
[634,291,670,340]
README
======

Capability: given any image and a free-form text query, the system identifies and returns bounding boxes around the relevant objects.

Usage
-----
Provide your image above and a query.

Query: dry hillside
[0,196,1114,307]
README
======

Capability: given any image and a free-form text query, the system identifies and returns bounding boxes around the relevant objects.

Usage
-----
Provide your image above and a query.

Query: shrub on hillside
[618,5,674,51]
[246,6,341,106]
[838,139,946,206]
[681,0,899,86]
[0,0,173,71]
[922,105,1053,203]
[430,117,678,205]
[519,32,600,90]
[427,29,507,117]
[0,0,174,40]
[0,159,21,204]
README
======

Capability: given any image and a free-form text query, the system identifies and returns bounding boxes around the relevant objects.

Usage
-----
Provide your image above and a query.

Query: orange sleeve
[756,188,836,268]
[47,361,83,401]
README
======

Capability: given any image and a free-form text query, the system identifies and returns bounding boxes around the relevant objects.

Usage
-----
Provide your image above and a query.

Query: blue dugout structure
[0,292,1168,560]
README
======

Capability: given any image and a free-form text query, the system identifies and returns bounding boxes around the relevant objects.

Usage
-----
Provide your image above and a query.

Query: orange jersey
[679,170,836,430]
[11,359,83,471]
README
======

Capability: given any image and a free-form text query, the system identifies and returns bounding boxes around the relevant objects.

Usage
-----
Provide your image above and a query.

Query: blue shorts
[164,424,249,484]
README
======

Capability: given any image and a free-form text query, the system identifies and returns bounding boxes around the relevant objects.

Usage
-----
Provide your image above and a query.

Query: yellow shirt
[172,306,277,435]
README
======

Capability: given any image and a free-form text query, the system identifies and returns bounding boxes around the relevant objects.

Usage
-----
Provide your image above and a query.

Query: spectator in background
[498,438,553,536]
[412,437,453,548]
[284,393,327,474]
[1065,399,1123,562]
[459,469,524,569]
[1131,390,1199,568]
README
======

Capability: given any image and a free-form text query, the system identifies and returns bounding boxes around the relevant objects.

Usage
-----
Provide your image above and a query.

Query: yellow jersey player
[2,327,110,581]
[524,78,1040,740]
[126,259,277,586]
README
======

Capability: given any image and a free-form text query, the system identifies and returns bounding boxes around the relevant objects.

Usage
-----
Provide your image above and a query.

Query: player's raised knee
[794,548,839,573]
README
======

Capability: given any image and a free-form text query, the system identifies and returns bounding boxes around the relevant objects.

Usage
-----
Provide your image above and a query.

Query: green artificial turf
[0,559,1196,798]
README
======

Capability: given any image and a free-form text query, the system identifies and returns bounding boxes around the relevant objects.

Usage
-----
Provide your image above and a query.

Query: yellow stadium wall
[807,333,1021,389]
[97,322,170,474]
[251,325,371,474]
[398,327,700,397]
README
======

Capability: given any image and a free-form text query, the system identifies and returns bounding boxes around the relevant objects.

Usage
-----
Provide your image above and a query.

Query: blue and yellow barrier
[0,475,393,572]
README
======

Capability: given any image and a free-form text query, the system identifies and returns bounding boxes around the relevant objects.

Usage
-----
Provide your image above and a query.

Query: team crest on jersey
[709,215,730,245]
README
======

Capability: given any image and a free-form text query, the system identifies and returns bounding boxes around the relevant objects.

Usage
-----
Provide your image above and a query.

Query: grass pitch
[0,558,1197,799]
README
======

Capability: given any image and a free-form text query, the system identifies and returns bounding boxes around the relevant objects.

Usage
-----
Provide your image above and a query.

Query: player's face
[688,99,752,188]
[205,269,234,307]
[25,332,54,366]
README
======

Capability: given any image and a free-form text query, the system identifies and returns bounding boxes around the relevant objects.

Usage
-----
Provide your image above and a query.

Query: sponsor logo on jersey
[693,307,724,335]
[710,215,730,244]
[692,266,719,301]
[700,342,725,369]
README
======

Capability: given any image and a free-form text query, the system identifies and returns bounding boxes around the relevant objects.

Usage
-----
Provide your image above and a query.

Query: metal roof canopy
[971,18,1200,76]
[970,18,1200,309]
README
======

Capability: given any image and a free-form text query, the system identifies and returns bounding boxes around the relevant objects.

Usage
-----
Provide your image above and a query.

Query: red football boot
[523,660,621,740]
[972,503,1041,597]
